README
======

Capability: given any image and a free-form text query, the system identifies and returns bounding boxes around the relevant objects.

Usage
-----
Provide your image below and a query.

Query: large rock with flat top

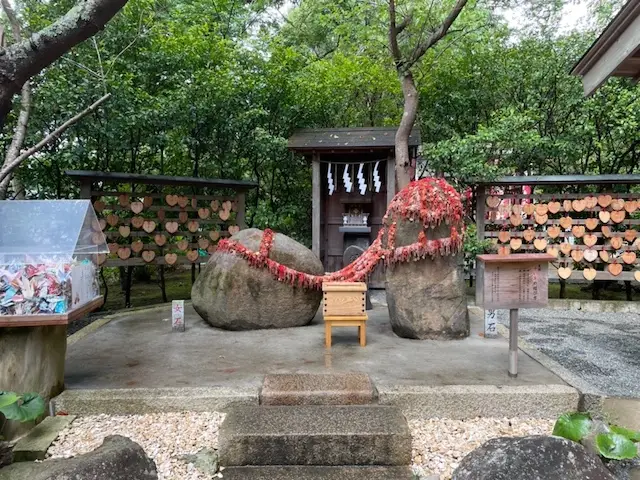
[386,219,468,339]
[192,228,323,330]
[452,435,615,480]
[0,435,157,480]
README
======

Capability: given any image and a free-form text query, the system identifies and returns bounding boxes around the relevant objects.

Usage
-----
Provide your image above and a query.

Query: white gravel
[47,413,553,480]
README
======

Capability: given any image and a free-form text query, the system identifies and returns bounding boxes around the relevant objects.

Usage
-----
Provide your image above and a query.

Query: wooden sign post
[476,254,553,377]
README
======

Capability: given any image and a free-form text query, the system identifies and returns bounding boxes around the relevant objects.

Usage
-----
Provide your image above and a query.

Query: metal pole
[509,308,519,377]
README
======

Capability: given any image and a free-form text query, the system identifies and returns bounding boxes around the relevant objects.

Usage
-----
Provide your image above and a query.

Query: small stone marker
[476,254,553,377]
[172,300,185,332]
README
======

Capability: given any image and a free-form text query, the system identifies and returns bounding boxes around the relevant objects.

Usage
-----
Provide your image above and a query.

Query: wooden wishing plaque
[476,254,553,310]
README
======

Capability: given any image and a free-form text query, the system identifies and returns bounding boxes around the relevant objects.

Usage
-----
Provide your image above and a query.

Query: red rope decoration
[216,177,465,289]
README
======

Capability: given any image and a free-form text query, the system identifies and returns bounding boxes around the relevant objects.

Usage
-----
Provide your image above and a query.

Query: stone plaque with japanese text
[476,254,552,310]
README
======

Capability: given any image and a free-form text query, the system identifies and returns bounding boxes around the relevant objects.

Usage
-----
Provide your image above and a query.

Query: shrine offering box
[0,200,107,326]
[476,254,553,310]
[323,282,367,316]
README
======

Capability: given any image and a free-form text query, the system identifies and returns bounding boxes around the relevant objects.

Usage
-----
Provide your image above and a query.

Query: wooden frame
[0,296,104,328]
[322,282,368,347]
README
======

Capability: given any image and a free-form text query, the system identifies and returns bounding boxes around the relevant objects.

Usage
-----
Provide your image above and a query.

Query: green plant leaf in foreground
[596,433,638,460]
[0,393,45,422]
[0,392,18,410]
[610,425,640,442]
[553,413,592,442]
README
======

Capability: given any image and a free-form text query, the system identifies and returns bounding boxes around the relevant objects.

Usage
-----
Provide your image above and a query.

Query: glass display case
[0,200,107,325]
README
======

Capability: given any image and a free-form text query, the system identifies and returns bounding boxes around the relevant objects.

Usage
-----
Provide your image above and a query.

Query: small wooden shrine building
[288,127,420,287]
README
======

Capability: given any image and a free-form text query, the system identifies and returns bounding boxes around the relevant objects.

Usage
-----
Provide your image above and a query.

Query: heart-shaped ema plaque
[523,229,535,242]
[523,203,535,216]
[535,203,548,216]
[143,196,154,208]
[119,225,131,238]
[498,245,511,256]
[219,209,230,221]
[131,202,144,214]
[611,199,625,211]
[142,250,156,263]
[601,226,612,238]
[559,216,573,229]
[142,220,156,233]
[546,247,559,258]
[165,221,179,234]
[510,214,522,227]
[624,229,638,242]
[584,196,598,209]
[208,245,217,254]
[108,243,119,254]
[611,210,626,224]
[166,194,178,206]
[131,216,144,229]
[118,193,129,207]
[498,231,510,243]
[198,238,210,249]
[535,213,548,225]
[191,198,198,209]
[571,250,584,262]
[223,200,233,212]
[599,250,610,262]
[598,194,612,208]
[97,254,107,266]
[622,251,637,265]
[211,199,220,211]
[209,230,220,241]
[583,249,598,263]
[98,219,107,231]
[585,218,599,231]
[164,253,178,265]
[178,196,189,208]
[624,200,638,213]
[177,239,189,251]
[558,267,572,279]
[563,200,573,212]
[93,200,106,213]
[157,209,166,221]
[228,225,241,235]
[512,204,522,215]
[510,238,522,250]
[560,243,572,255]
[131,240,144,253]
[117,247,131,260]
[610,237,623,250]
[598,211,611,223]
[188,220,200,233]
[572,199,586,212]
[186,250,199,262]
[106,214,120,227]
[548,201,561,214]
[608,263,623,276]
[583,234,597,247]
[583,268,597,281]
[154,234,167,246]
[572,225,585,238]
[179,211,189,224]
[635,270,640,283]
[547,226,561,239]
[533,238,548,251]
[198,208,210,220]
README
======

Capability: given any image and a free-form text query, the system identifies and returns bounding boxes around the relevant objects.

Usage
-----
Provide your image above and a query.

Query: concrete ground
[504,308,640,397]
[64,302,564,391]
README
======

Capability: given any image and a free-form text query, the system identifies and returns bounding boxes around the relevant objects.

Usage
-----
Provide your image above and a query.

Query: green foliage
[595,433,638,460]
[0,392,46,423]
[552,412,592,442]
[610,425,640,442]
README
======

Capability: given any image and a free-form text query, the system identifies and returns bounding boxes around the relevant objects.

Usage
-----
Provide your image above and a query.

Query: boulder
[0,435,157,480]
[452,435,616,480]
[386,219,468,339]
[192,228,324,330]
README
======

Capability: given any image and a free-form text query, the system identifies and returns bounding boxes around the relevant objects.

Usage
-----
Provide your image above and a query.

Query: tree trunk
[0,440,13,467]
[395,72,418,190]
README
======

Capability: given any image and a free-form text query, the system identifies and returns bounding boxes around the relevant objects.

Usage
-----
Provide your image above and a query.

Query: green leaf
[610,425,640,442]
[552,413,592,442]
[595,433,638,460]
[0,392,18,410]
[0,393,45,423]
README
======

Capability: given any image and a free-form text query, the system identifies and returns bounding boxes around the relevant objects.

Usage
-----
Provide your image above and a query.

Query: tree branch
[0,0,129,126]
[405,0,469,70]
[0,93,111,185]
[388,0,403,67]
[396,14,412,34]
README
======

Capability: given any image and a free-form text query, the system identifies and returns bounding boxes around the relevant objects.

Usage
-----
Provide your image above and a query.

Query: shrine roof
[288,127,421,152]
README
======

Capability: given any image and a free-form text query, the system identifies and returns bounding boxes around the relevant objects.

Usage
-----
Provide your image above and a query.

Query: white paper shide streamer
[343,164,352,193]
[373,161,381,193]
[357,163,366,195]
[327,163,335,195]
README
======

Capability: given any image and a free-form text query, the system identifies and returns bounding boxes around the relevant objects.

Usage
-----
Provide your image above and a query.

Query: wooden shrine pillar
[312,153,321,257]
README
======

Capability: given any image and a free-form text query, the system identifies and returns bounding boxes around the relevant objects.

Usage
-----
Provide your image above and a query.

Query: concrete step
[219,405,411,466]
[220,466,416,479]
[260,372,376,406]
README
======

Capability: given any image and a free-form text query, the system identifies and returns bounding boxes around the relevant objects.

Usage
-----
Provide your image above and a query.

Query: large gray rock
[452,435,616,480]
[385,219,468,339]
[0,435,157,480]
[0,325,66,440]
[192,228,323,330]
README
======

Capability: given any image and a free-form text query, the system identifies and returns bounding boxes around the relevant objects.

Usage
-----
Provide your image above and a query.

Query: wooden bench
[322,282,368,348]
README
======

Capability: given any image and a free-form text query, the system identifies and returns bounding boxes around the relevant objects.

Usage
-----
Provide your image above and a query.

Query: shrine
[288,127,420,287]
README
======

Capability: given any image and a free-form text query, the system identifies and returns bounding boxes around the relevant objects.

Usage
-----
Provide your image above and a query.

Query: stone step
[260,372,376,406]
[220,466,416,479]
[219,405,411,466]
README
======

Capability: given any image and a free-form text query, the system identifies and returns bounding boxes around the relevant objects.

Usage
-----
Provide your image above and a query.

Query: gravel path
[46,413,554,480]
[505,308,640,397]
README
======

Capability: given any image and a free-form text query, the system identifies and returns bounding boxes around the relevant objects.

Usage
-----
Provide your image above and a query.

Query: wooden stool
[322,282,368,348]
